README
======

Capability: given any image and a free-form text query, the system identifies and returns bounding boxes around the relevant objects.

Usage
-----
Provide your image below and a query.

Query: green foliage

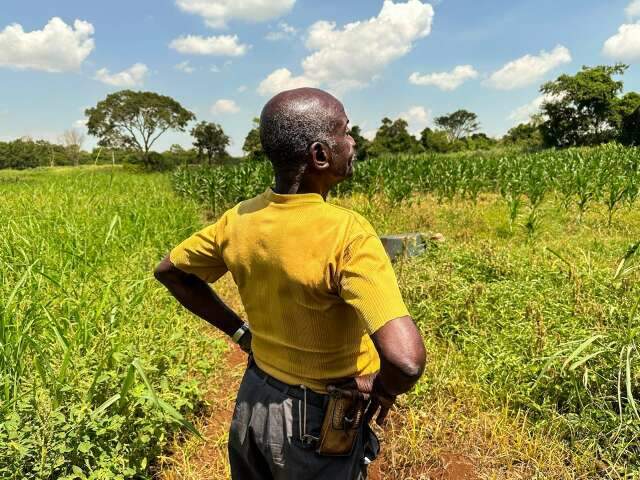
[86,90,195,168]
[173,144,640,230]
[434,109,480,141]
[620,106,640,146]
[242,118,266,161]
[164,144,200,167]
[461,132,498,151]
[0,168,225,477]
[419,128,456,153]
[615,92,640,128]
[331,187,640,471]
[501,122,544,149]
[191,121,230,165]
[0,138,92,169]
[398,229,640,468]
[172,158,274,215]
[540,64,629,147]
[369,117,423,156]
[348,125,371,161]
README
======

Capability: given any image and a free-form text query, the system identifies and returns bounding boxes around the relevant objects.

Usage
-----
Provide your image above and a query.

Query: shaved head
[260,88,345,173]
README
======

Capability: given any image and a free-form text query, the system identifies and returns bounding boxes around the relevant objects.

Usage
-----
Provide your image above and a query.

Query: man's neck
[273,174,331,200]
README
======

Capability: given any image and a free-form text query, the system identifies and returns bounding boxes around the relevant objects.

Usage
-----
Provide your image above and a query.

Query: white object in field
[379,232,444,262]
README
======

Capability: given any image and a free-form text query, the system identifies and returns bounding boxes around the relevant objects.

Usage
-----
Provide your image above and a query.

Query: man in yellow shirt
[155,88,426,479]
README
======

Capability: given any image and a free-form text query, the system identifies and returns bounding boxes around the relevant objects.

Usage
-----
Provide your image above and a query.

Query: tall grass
[172,144,640,233]
[335,191,640,476]
[0,166,225,478]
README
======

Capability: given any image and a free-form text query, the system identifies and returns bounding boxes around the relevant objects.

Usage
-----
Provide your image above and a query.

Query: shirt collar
[263,186,325,204]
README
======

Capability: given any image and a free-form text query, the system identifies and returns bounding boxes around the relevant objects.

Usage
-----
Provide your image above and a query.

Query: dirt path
[159,337,247,479]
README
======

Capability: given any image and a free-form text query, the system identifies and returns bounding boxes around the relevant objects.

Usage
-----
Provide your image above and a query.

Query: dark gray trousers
[228,364,380,479]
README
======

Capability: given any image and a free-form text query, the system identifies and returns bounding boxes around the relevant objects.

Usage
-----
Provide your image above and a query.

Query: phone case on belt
[316,393,365,456]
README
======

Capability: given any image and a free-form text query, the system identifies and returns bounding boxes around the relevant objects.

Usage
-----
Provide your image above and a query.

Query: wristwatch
[231,323,249,344]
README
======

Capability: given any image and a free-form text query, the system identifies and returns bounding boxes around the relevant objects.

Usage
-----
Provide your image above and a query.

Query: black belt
[248,357,328,410]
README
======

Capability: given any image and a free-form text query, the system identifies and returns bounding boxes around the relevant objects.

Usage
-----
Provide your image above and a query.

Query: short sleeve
[338,234,410,334]
[169,220,228,284]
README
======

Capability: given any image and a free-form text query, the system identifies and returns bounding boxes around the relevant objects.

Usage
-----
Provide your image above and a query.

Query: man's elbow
[153,266,167,283]
[397,346,427,382]
[154,255,175,284]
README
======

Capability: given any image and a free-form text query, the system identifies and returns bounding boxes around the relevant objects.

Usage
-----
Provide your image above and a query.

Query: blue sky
[1,0,639,155]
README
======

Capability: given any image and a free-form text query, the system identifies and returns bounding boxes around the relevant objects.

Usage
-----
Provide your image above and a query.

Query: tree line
[1,63,639,171]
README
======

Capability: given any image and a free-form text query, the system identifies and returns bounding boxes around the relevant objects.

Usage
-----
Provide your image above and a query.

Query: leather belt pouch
[317,392,365,456]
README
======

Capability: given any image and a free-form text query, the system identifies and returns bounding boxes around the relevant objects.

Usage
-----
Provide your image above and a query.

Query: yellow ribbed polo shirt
[169,186,410,392]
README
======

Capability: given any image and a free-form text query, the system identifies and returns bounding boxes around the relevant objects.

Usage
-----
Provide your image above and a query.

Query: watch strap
[231,324,249,343]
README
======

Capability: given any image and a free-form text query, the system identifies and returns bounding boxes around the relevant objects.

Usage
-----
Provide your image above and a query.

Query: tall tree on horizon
[191,121,230,165]
[539,64,628,147]
[434,110,480,142]
[86,90,195,168]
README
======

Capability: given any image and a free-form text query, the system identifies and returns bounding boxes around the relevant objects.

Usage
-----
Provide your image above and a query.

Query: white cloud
[409,65,478,91]
[210,65,220,73]
[258,0,434,95]
[211,99,240,114]
[627,0,640,18]
[237,85,248,92]
[485,45,571,90]
[169,34,249,56]
[266,21,298,41]
[176,0,296,28]
[363,129,377,141]
[603,23,640,61]
[175,60,195,73]
[257,68,317,96]
[0,17,94,72]
[94,63,148,87]
[508,93,561,124]
[399,105,431,135]
[73,119,86,129]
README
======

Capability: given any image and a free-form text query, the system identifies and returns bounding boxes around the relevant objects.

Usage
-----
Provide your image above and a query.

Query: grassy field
[333,191,640,478]
[2,165,640,478]
[0,166,227,478]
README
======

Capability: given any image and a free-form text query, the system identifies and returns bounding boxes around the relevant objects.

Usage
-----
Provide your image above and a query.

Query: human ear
[309,141,331,171]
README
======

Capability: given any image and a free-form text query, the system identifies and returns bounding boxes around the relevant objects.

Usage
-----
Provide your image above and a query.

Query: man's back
[156,87,426,479]
[170,186,409,392]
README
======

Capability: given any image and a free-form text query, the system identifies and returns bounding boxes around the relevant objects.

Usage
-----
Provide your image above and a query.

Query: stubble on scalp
[260,88,342,173]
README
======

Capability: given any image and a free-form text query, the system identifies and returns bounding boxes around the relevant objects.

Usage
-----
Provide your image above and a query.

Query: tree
[370,117,422,156]
[434,110,480,141]
[420,127,455,153]
[165,144,198,166]
[191,121,230,165]
[463,133,498,151]
[60,129,85,166]
[539,64,628,147]
[615,92,640,120]
[85,90,195,168]
[620,106,640,146]
[348,125,371,161]
[242,118,266,161]
[502,123,543,148]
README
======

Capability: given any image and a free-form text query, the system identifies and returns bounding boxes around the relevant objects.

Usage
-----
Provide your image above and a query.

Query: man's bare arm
[370,315,426,397]
[332,315,426,426]
[153,255,246,338]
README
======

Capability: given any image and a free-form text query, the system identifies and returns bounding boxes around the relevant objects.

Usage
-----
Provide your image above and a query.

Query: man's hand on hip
[326,372,396,427]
